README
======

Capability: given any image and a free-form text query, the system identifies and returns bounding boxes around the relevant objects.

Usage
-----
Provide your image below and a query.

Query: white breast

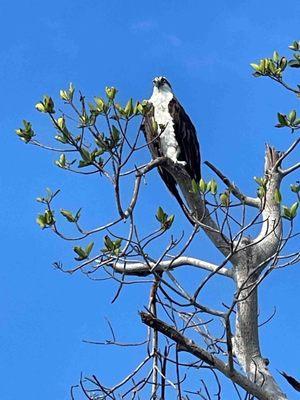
[149,88,179,162]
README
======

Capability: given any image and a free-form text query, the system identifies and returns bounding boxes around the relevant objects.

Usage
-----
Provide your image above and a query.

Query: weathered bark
[164,145,288,399]
[110,256,232,277]
[233,270,287,399]
[231,146,286,399]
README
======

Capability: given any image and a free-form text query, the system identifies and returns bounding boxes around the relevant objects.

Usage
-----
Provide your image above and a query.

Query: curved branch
[281,161,300,177]
[204,160,260,208]
[106,256,232,278]
[274,136,300,170]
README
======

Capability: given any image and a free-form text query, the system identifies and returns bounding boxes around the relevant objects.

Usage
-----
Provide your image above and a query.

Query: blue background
[1,0,300,398]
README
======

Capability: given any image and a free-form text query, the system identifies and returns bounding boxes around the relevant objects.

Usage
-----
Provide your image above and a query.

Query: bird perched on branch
[142,76,201,223]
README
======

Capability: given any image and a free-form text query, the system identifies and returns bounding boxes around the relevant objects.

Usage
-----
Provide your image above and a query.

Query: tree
[16,41,300,400]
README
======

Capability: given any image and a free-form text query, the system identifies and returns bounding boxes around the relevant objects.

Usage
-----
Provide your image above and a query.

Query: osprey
[142,76,201,223]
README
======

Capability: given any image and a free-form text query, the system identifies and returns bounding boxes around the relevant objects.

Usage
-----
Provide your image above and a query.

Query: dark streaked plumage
[168,98,201,183]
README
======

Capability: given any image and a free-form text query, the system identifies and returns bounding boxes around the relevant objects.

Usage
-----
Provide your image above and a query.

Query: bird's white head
[152,76,173,93]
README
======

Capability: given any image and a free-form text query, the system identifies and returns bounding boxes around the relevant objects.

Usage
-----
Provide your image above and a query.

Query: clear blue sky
[1,1,300,399]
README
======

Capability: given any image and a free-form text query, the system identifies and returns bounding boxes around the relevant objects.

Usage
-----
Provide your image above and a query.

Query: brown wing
[168,98,201,183]
[141,105,195,225]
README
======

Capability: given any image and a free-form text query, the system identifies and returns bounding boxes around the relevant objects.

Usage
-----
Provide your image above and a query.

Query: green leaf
[250,63,261,71]
[43,96,55,113]
[79,113,90,127]
[114,102,125,116]
[60,209,76,222]
[133,101,141,115]
[105,86,117,100]
[124,98,133,117]
[60,90,68,101]
[111,125,120,144]
[16,120,35,143]
[277,113,287,126]
[73,246,87,261]
[294,119,300,126]
[164,214,175,229]
[220,191,230,207]
[137,101,150,115]
[104,235,114,251]
[279,57,287,71]
[78,160,91,168]
[102,236,122,255]
[274,188,282,204]
[199,178,207,193]
[290,202,299,218]
[208,179,218,195]
[288,110,296,124]
[55,134,68,144]
[288,41,299,51]
[36,209,55,229]
[81,148,91,162]
[273,51,279,62]
[94,97,105,113]
[60,83,75,102]
[36,214,46,229]
[254,176,267,187]
[114,238,122,248]
[263,58,270,72]
[44,209,55,225]
[136,102,144,114]
[282,205,291,220]
[254,176,261,185]
[56,117,66,130]
[85,242,94,257]
[151,118,158,133]
[268,60,276,74]
[55,153,66,168]
[156,206,166,223]
[36,189,60,207]
[44,187,60,203]
[35,102,46,112]
[191,179,199,194]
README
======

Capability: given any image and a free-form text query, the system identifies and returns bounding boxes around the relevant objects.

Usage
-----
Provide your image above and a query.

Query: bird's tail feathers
[172,187,196,226]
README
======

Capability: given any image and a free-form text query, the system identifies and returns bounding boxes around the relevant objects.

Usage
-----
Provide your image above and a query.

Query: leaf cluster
[73,242,94,261]
[102,235,122,256]
[276,110,300,129]
[16,120,35,143]
[156,207,175,230]
[191,178,218,195]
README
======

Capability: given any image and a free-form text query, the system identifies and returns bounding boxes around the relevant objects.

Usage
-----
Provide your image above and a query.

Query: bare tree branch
[140,312,283,400]
[204,161,260,208]
[106,256,232,277]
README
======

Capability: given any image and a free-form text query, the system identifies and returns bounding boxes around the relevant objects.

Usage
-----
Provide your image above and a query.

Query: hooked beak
[153,78,162,88]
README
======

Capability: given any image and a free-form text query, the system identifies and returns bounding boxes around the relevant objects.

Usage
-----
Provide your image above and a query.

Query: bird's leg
[166,146,187,166]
